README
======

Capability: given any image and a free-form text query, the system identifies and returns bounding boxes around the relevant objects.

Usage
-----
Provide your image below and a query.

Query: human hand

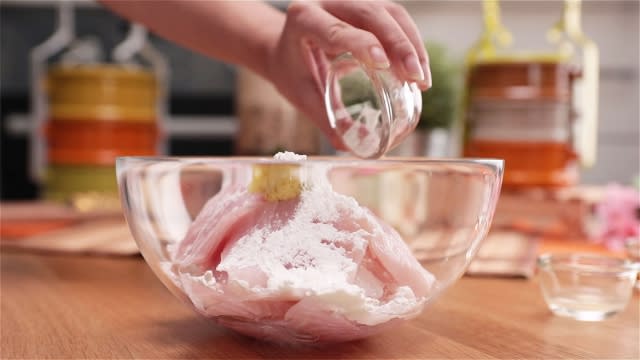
[265,0,430,149]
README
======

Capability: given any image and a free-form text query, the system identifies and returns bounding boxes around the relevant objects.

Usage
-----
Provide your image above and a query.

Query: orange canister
[44,64,161,202]
[463,59,579,189]
[46,121,158,165]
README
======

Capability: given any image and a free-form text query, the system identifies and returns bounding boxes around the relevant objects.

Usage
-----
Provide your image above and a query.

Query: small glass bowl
[537,253,639,321]
[625,237,640,289]
[325,53,422,159]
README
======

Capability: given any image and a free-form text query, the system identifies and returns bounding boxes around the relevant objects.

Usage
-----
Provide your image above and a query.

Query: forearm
[100,0,285,79]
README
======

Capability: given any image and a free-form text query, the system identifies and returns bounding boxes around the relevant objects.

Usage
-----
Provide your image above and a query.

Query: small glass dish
[625,237,640,289]
[325,53,422,159]
[537,253,639,321]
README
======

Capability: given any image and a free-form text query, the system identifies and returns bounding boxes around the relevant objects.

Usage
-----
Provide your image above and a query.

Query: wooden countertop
[2,250,638,359]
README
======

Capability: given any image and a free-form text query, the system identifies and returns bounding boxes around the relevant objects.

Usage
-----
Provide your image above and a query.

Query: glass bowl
[625,237,640,289]
[117,156,503,344]
[537,253,639,321]
[325,53,422,159]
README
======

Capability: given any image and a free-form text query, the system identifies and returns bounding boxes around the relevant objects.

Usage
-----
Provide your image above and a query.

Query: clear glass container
[625,238,640,290]
[461,0,599,189]
[325,54,422,159]
[537,253,639,321]
[117,156,503,344]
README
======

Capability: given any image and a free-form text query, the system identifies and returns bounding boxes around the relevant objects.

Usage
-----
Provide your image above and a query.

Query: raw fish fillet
[164,167,435,343]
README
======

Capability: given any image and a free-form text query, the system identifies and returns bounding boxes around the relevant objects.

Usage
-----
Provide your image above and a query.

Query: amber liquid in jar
[463,61,579,189]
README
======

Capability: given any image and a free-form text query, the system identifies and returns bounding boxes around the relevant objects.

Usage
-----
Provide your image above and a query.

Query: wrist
[256,26,282,85]
[244,9,285,84]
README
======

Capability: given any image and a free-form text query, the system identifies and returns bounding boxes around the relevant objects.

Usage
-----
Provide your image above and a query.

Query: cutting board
[1,201,138,255]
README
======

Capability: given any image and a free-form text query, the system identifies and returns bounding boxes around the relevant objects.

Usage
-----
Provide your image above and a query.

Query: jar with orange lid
[44,64,161,203]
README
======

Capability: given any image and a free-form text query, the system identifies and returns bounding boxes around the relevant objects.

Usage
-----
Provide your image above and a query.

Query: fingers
[279,1,428,151]
[287,1,390,70]
[287,1,428,88]
[384,2,431,90]
[321,1,425,87]
[320,1,429,89]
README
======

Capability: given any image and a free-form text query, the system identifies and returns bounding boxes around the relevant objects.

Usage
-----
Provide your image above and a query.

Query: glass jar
[463,58,580,188]
[461,0,599,190]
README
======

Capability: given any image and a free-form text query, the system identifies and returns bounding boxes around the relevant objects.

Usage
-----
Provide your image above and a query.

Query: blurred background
[1,0,638,200]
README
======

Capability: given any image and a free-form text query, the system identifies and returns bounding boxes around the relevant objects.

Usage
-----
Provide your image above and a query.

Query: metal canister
[44,64,160,203]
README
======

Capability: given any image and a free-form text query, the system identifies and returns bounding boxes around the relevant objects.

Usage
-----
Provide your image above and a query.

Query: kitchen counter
[2,250,638,359]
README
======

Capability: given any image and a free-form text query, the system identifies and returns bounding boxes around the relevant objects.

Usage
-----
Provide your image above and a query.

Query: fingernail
[369,46,390,68]
[422,60,432,89]
[404,54,424,81]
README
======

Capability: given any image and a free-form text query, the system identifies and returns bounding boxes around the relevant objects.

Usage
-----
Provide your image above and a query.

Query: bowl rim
[537,252,640,273]
[116,155,504,168]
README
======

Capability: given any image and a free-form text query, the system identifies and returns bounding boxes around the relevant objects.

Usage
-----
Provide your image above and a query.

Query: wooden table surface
[2,250,638,359]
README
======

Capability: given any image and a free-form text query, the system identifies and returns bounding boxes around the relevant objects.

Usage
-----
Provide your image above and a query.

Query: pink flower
[594,183,640,251]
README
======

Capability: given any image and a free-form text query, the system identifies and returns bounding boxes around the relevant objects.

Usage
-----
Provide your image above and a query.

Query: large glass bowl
[117,156,503,344]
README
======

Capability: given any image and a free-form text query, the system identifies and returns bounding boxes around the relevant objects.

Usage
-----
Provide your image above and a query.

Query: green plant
[418,43,461,130]
[339,70,377,107]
